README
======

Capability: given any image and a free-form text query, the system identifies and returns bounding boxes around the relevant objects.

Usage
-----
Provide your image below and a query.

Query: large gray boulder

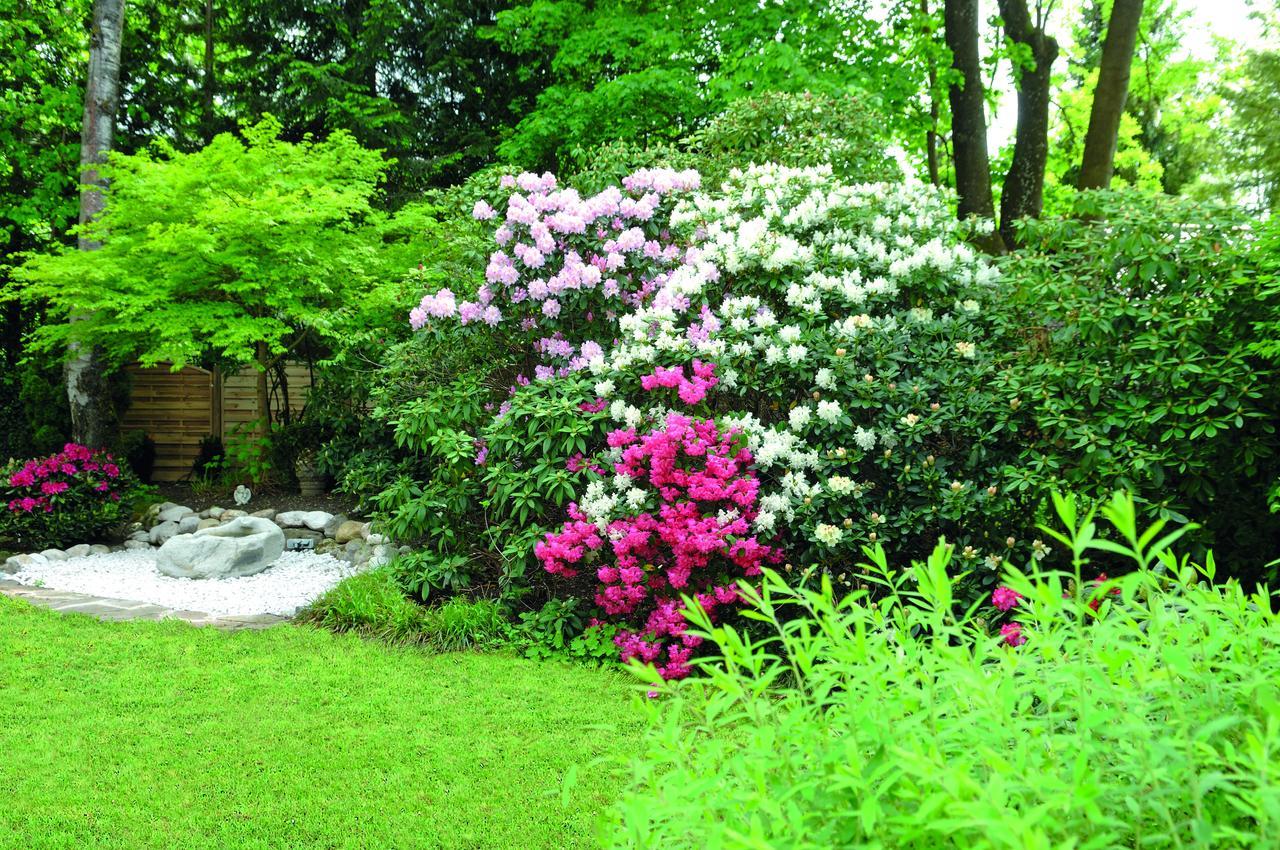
[156,516,285,579]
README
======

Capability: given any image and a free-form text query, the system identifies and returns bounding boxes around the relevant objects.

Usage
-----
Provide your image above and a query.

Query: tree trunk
[1078,0,1144,189]
[67,0,126,450]
[997,0,1059,248]
[922,0,942,186]
[202,0,216,143]
[256,340,271,436]
[944,0,1004,253]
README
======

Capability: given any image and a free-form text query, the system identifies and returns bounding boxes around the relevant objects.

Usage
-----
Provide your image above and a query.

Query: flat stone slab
[0,579,290,631]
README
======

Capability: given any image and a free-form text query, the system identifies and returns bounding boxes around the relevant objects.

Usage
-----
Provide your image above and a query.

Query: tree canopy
[14,120,390,371]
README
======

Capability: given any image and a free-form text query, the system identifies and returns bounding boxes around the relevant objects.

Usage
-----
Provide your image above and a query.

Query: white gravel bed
[7,550,362,617]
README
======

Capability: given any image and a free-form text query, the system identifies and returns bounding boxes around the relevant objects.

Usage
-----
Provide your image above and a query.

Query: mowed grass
[0,596,645,850]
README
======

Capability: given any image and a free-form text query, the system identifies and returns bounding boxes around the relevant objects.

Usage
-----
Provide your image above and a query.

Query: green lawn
[0,596,646,850]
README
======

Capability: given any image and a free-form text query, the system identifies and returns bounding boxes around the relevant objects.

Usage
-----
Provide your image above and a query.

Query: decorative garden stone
[155,516,285,579]
[233,485,251,506]
[157,505,195,524]
[149,520,181,545]
[275,510,333,531]
[333,520,365,544]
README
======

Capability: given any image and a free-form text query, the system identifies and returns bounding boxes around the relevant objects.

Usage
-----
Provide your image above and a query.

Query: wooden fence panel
[122,361,313,482]
[121,363,216,482]
[220,363,312,439]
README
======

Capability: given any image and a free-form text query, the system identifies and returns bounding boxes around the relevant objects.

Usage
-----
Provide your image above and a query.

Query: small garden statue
[233,484,251,506]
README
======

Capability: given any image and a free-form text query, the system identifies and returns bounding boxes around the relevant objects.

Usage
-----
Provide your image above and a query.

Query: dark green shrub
[1001,191,1280,576]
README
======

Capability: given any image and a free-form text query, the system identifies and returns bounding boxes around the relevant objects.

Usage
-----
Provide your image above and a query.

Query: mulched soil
[151,483,363,519]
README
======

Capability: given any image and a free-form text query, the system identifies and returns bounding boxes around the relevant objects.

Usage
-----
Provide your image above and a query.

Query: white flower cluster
[575,163,1007,552]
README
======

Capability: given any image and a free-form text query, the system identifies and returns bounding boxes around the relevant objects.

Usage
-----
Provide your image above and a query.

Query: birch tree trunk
[67,0,126,449]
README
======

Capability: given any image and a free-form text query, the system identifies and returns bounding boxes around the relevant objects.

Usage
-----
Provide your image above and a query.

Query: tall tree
[944,0,1003,252]
[68,0,127,449]
[1078,0,1144,188]
[996,0,1059,247]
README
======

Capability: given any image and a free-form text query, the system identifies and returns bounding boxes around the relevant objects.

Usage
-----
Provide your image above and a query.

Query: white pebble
[8,550,362,617]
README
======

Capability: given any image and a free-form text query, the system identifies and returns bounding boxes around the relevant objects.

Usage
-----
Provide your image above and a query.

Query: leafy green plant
[393,550,474,601]
[422,598,509,652]
[604,493,1280,848]
[517,597,621,664]
[298,569,432,646]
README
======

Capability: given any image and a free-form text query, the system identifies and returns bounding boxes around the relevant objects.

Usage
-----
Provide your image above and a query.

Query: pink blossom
[992,586,1023,612]
[1001,622,1026,647]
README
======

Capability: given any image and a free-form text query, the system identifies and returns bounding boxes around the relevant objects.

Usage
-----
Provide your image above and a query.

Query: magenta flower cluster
[640,360,719,406]
[535,409,781,679]
[5,443,121,514]
[409,168,701,376]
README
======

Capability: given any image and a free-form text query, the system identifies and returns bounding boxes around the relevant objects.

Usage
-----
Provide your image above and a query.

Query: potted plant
[294,447,326,498]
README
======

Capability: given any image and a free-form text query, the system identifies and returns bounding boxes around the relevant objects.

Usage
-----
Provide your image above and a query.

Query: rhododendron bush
[0,443,143,549]
[535,408,781,679]
[412,163,1040,674]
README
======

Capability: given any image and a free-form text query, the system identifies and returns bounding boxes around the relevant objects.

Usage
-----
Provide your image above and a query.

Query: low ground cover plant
[603,493,1280,848]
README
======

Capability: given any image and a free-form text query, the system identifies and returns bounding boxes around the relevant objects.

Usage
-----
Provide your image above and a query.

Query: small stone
[128,530,151,543]
[39,549,68,561]
[150,520,180,545]
[370,544,394,567]
[341,539,370,565]
[124,540,151,551]
[323,514,348,538]
[315,539,340,556]
[333,520,365,544]
[283,528,324,543]
[197,518,220,530]
[251,508,277,521]
[177,516,200,534]
[157,505,195,524]
[89,544,111,555]
[366,533,386,545]
[207,506,224,519]
[3,556,23,573]
[221,509,248,520]
[64,544,92,558]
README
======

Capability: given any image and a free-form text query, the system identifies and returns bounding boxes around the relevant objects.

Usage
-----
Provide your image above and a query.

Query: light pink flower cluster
[536,410,781,679]
[5,443,122,514]
[409,289,459,329]
[409,168,701,376]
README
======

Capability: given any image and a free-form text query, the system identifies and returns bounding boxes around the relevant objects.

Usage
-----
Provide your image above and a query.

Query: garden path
[0,579,287,630]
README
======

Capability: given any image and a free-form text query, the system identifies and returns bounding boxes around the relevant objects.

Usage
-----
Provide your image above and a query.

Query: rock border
[3,502,403,575]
